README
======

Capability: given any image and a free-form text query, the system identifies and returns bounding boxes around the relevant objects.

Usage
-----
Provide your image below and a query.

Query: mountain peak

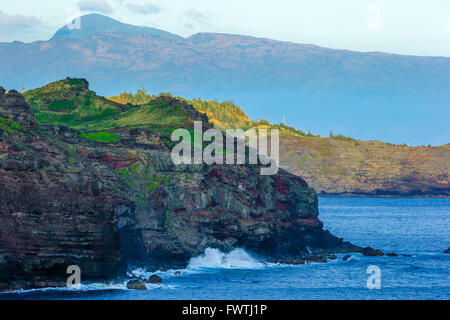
[51,13,181,40]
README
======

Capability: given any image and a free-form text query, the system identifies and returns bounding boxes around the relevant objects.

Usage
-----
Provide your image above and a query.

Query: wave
[187,248,266,270]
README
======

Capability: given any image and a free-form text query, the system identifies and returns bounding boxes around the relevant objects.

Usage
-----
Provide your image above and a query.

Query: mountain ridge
[51,13,182,40]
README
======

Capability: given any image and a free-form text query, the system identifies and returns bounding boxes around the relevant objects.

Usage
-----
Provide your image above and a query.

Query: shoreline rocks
[127,279,147,290]
[145,275,162,284]
[387,252,398,257]
[362,247,384,257]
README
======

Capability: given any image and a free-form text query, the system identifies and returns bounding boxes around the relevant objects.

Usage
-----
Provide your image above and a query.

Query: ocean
[2,197,449,300]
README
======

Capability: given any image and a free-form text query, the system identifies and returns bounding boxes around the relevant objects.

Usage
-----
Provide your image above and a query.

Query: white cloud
[184,10,211,24]
[77,0,115,14]
[125,2,161,14]
[183,9,220,27]
[0,10,42,33]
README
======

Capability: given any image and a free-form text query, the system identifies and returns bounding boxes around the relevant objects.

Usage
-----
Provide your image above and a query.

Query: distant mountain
[52,14,181,40]
[0,14,449,145]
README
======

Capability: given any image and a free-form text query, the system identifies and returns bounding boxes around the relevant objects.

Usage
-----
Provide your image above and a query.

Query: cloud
[184,10,212,25]
[77,0,115,14]
[0,10,42,33]
[125,2,161,14]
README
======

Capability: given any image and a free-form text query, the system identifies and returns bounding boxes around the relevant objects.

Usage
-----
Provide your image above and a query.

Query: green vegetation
[384,142,409,147]
[0,117,23,134]
[47,100,76,112]
[329,130,356,142]
[24,78,127,129]
[111,88,320,138]
[165,210,173,229]
[80,132,120,143]
[24,79,194,132]
[113,164,170,206]
[110,87,158,105]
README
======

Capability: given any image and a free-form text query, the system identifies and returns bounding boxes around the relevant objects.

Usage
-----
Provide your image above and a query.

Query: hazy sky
[0,0,449,56]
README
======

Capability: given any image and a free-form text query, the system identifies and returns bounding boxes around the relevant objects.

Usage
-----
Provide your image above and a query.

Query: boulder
[444,247,450,254]
[342,255,352,261]
[327,255,338,260]
[145,275,162,284]
[127,279,147,290]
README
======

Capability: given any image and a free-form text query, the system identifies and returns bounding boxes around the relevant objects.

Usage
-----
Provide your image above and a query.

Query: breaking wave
[187,248,265,269]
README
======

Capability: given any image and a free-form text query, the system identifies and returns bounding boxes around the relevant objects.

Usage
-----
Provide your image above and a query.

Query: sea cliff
[0,83,359,290]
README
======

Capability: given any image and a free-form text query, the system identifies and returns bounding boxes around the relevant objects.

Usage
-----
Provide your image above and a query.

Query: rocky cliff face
[0,89,124,290]
[279,135,450,197]
[0,88,358,290]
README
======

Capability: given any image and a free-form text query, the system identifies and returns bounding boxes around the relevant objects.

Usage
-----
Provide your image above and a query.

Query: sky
[0,0,449,57]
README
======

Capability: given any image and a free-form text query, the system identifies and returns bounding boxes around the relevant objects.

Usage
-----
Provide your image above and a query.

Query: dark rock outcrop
[145,275,162,284]
[0,89,361,290]
[444,247,450,254]
[362,247,384,257]
[386,252,398,257]
[127,279,147,290]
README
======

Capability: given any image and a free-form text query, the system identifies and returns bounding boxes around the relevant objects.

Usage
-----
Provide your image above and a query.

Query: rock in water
[145,275,162,284]
[127,280,147,290]
[387,252,398,257]
[444,247,450,254]
[363,247,385,256]
[342,255,352,261]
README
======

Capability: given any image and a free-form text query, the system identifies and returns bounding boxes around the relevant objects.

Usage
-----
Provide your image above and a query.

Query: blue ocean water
[2,197,449,300]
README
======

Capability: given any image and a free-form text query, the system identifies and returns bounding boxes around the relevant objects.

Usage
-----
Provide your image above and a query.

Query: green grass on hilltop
[24,79,193,131]
[24,78,127,129]
[111,89,320,138]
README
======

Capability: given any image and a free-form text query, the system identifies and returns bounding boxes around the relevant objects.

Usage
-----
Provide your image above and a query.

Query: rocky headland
[0,81,361,291]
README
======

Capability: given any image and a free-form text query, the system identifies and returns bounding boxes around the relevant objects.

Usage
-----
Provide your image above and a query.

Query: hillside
[110,88,450,197]
[1,14,449,146]
[23,78,209,133]
[20,78,450,197]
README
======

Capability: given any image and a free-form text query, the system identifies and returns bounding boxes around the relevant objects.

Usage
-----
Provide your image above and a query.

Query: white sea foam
[187,248,265,270]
